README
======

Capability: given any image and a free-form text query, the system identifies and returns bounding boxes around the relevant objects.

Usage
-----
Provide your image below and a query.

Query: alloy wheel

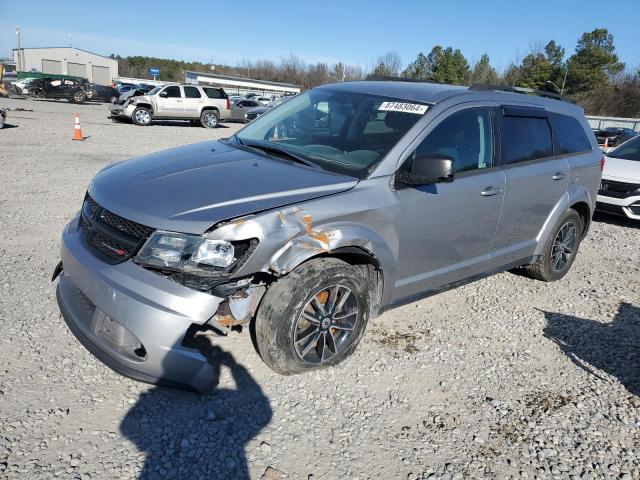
[135,109,150,124]
[551,221,577,271]
[293,285,359,364]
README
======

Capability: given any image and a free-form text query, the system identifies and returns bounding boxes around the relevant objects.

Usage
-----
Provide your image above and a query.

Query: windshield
[147,86,162,96]
[609,136,640,161]
[236,88,427,177]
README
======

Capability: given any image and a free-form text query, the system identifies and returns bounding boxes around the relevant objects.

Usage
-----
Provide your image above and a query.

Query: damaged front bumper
[56,216,263,392]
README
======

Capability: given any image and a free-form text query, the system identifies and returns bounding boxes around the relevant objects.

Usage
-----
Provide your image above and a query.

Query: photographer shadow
[120,337,272,479]
[543,302,640,396]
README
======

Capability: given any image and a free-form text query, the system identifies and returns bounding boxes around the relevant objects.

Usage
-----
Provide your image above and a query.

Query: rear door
[155,85,183,117]
[182,86,204,118]
[491,106,569,265]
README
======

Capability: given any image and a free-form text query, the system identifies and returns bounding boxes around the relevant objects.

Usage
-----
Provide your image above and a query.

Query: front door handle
[480,186,503,196]
[552,172,567,180]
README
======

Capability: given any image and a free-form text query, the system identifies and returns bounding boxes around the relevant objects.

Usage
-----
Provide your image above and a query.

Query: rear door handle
[552,172,567,180]
[480,186,503,196]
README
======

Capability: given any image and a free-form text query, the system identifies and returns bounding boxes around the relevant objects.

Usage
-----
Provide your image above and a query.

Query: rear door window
[550,113,592,154]
[184,86,201,98]
[502,114,553,165]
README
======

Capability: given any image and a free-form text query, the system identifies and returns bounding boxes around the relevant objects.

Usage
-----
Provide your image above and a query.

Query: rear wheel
[524,209,582,282]
[255,258,372,375]
[200,110,219,128]
[132,107,152,126]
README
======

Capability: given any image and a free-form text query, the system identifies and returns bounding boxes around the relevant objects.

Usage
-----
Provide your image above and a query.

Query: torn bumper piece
[56,216,263,392]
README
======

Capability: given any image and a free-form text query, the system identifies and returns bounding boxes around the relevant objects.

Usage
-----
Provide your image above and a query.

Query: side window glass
[414,107,493,173]
[203,88,222,99]
[184,86,201,98]
[551,113,591,154]
[502,115,553,164]
[163,86,181,98]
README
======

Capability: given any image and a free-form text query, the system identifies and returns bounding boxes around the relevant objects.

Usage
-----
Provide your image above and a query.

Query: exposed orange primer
[301,215,329,246]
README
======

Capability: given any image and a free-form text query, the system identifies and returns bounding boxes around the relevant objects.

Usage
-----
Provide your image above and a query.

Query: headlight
[136,231,236,274]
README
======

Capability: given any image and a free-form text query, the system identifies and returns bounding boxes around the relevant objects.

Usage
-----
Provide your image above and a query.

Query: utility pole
[15,27,21,73]
[560,60,569,96]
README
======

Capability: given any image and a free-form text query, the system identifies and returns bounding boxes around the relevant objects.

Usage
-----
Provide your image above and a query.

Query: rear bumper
[56,216,226,391]
[596,194,640,220]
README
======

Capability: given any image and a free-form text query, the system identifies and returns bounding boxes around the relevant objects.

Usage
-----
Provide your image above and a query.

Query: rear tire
[200,110,219,128]
[132,107,152,126]
[524,209,582,282]
[255,258,372,375]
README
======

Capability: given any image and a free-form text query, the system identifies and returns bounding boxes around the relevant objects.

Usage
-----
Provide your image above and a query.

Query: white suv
[109,84,231,128]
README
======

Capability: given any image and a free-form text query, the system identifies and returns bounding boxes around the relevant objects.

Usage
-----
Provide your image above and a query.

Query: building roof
[12,47,115,61]
[184,70,300,89]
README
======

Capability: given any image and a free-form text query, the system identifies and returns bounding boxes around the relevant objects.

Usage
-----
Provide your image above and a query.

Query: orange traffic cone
[603,137,608,150]
[72,113,85,141]
[272,124,279,141]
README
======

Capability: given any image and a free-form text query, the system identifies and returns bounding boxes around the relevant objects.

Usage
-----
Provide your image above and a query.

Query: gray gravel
[1,97,639,480]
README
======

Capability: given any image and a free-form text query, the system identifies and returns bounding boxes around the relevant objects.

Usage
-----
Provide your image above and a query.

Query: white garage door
[67,62,87,78]
[91,65,110,85]
[42,59,62,74]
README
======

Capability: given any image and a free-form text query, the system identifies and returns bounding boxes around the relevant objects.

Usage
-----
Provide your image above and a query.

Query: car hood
[603,155,640,183]
[89,140,358,234]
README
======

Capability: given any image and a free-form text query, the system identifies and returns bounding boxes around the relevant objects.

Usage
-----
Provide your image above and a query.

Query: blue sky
[2,0,639,72]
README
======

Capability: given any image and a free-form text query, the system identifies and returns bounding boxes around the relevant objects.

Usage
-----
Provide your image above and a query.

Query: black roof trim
[364,75,443,84]
[470,84,573,103]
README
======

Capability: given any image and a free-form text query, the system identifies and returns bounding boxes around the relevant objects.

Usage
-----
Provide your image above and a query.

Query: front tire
[72,90,86,103]
[524,209,583,282]
[255,258,372,375]
[200,110,219,128]
[132,107,152,126]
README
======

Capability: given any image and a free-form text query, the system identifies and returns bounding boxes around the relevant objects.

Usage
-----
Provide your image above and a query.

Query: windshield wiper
[240,140,321,169]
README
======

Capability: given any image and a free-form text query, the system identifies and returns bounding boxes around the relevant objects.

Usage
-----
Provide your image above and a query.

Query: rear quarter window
[203,88,225,99]
[502,115,553,165]
[551,113,592,154]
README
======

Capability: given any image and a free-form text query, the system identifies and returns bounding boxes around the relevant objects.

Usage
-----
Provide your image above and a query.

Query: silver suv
[56,81,602,391]
[109,83,231,128]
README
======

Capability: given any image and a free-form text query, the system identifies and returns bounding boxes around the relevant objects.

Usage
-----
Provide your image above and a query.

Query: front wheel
[132,107,152,126]
[524,209,583,282]
[72,90,86,103]
[255,258,372,375]
[200,110,219,128]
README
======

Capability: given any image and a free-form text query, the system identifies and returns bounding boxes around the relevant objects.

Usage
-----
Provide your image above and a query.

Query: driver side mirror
[400,153,455,186]
[159,91,168,97]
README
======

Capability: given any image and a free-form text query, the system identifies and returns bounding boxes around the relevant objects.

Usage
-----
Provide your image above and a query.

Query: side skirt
[380,256,537,314]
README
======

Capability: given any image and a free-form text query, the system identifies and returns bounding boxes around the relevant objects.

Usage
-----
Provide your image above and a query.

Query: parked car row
[593,126,638,150]
[12,77,120,104]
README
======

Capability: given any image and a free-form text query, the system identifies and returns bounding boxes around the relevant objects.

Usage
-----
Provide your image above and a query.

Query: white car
[255,96,270,106]
[11,77,36,95]
[597,136,640,220]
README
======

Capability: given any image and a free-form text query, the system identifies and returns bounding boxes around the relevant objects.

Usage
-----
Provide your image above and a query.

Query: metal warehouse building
[184,70,300,96]
[13,47,118,85]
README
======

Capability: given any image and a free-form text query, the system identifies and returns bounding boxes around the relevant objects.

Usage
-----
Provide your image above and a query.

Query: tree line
[111,28,639,118]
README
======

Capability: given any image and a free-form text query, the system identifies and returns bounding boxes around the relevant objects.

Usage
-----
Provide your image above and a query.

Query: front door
[232,100,257,121]
[393,105,505,301]
[155,85,183,117]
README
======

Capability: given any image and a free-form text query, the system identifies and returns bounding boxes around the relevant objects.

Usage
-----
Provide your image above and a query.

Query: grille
[598,179,640,199]
[79,195,154,263]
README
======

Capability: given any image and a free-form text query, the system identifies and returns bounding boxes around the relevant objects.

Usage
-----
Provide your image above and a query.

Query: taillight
[600,156,605,172]
[226,97,230,110]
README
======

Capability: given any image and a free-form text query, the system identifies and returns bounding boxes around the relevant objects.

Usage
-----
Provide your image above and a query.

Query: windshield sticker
[378,102,428,115]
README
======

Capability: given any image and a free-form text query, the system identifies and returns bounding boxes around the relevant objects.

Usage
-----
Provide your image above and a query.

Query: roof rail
[365,75,443,84]
[470,84,573,103]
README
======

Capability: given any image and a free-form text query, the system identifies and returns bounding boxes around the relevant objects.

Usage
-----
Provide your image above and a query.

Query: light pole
[560,60,569,96]
[15,27,21,73]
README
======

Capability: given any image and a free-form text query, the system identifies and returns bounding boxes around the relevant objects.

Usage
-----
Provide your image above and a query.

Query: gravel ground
[0,97,639,480]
